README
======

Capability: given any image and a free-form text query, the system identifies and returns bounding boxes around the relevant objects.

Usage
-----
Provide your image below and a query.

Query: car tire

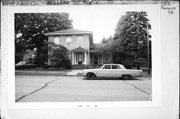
[87,73,96,80]
[122,75,131,80]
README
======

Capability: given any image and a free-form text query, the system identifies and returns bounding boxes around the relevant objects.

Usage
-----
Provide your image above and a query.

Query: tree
[113,11,151,69]
[15,13,73,64]
[48,42,71,69]
[99,36,113,54]
[38,43,48,67]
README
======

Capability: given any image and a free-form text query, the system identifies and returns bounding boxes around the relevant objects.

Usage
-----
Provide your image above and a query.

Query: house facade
[45,29,112,68]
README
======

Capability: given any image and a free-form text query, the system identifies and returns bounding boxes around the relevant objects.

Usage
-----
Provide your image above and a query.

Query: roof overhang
[44,29,92,36]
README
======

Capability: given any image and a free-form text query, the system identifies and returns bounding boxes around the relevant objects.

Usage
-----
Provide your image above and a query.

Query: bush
[65,60,72,69]
[49,42,72,69]
[35,46,48,67]
[121,58,133,69]
[133,58,147,69]
[15,53,22,64]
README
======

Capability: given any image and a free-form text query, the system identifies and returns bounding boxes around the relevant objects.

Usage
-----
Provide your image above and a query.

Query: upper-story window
[77,36,83,47]
[66,36,72,46]
[54,36,60,44]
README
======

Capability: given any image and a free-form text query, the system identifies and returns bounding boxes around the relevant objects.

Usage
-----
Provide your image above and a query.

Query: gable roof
[72,47,88,52]
[45,29,92,36]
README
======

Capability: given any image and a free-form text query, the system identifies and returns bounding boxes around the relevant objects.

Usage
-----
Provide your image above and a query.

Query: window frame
[77,35,83,47]
[54,36,60,44]
[112,65,121,69]
[66,36,72,46]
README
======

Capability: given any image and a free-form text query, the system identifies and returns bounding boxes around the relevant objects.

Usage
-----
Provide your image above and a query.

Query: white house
[45,29,113,68]
[45,29,93,66]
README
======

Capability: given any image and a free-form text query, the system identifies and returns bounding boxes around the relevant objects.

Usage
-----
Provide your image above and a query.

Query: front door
[76,52,84,65]
[111,65,124,77]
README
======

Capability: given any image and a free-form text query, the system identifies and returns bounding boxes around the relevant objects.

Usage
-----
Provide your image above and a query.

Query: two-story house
[45,29,93,67]
[45,29,112,68]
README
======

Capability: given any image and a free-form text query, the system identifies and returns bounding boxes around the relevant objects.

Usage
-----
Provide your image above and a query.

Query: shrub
[49,42,72,69]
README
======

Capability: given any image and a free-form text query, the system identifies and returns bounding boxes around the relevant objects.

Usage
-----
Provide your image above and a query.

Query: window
[66,36,71,46]
[103,65,111,69]
[54,36,60,44]
[77,36,83,47]
[112,65,121,69]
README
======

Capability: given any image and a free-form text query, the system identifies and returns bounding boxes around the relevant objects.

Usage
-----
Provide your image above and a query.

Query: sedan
[82,64,143,80]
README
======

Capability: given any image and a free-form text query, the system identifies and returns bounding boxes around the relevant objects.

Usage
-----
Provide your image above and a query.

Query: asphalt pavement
[15,75,151,102]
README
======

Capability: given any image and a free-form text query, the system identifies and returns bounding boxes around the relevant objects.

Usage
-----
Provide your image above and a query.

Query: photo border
[2,4,161,109]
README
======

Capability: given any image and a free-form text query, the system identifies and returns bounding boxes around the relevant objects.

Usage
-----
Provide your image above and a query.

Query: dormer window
[66,36,72,46]
[54,36,60,44]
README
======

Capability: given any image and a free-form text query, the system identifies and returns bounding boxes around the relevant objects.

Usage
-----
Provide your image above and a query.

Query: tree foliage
[98,36,113,55]
[48,42,71,69]
[15,13,73,64]
[112,11,151,68]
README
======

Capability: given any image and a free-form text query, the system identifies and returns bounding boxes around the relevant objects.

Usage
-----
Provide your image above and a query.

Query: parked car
[82,64,143,80]
[16,61,27,65]
[15,61,37,69]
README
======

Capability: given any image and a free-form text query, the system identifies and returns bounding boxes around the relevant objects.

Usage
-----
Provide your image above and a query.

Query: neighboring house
[45,29,112,68]
[90,43,113,66]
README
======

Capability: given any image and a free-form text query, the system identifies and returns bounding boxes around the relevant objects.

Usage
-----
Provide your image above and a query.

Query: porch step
[72,65,87,69]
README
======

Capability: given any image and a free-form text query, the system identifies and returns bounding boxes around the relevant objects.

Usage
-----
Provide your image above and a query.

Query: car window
[112,65,121,69]
[103,65,111,69]
[120,65,126,69]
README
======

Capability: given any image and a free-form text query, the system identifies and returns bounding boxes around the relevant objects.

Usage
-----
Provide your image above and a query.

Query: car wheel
[87,73,96,80]
[122,75,131,80]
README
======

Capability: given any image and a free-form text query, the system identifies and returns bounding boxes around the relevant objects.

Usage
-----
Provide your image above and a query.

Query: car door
[111,65,124,77]
[98,64,112,77]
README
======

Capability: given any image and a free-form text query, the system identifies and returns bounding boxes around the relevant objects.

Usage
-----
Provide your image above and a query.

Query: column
[87,52,90,65]
[72,52,74,65]
[84,51,87,65]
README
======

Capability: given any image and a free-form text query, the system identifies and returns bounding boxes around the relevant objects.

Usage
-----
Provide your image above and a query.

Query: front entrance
[76,52,84,65]
[72,47,89,65]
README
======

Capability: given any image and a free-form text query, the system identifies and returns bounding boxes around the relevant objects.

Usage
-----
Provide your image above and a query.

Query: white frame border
[1,5,161,109]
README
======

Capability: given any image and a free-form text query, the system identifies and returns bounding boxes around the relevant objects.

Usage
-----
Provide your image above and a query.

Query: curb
[15,71,83,76]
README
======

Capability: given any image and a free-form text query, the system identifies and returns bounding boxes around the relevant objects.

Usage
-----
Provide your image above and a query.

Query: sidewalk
[65,70,83,76]
[15,69,151,77]
[15,69,83,76]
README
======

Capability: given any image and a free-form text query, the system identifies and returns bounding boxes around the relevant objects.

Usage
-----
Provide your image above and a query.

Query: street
[15,75,151,102]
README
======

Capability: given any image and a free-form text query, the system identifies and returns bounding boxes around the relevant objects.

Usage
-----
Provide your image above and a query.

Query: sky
[66,6,125,43]
[56,5,154,43]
